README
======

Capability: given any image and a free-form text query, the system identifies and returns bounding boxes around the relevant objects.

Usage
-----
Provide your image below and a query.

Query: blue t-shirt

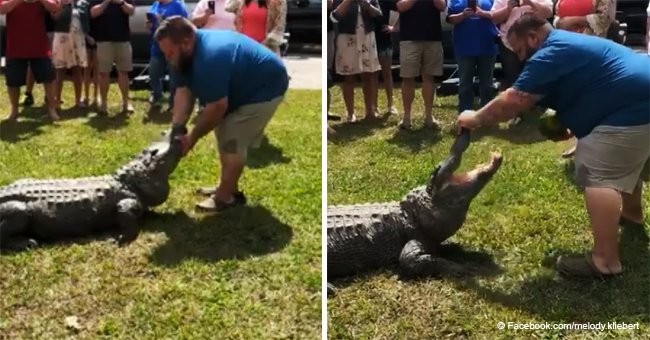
[176,30,289,114]
[513,29,650,139]
[447,0,498,57]
[148,0,188,58]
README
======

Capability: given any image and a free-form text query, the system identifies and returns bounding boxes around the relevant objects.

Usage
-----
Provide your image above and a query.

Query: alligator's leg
[327,283,337,296]
[0,201,38,252]
[398,239,469,279]
[115,199,144,246]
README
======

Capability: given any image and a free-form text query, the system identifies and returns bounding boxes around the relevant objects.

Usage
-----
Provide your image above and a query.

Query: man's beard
[177,50,193,74]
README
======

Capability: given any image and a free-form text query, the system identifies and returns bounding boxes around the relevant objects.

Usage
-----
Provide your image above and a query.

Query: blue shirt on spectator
[513,29,650,139]
[176,30,288,115]
[447,0,498,57]
[148,0,188,58]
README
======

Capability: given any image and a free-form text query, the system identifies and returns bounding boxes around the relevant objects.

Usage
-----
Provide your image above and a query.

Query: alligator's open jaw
[449,152,502,184]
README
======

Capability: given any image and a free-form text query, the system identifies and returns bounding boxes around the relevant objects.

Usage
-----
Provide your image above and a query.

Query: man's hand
[204,7,214,15]
[175,134,194,156]
[457,110,482,132]
[506,0,518,9]
[462,8,474,17]
[382,24,393,33]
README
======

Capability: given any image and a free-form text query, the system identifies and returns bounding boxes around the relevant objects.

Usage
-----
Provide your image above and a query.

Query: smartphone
[468,0,477,10]
[208,0,215,10]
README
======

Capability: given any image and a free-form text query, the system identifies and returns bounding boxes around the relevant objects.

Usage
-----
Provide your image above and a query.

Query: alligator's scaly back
[327,203,413,279]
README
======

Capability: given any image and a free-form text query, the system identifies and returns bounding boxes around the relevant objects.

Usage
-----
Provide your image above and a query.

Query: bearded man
[154,16,288,212]
[457,13,650,280]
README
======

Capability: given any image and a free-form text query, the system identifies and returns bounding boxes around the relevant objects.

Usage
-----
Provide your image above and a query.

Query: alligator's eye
[150,149,158,157]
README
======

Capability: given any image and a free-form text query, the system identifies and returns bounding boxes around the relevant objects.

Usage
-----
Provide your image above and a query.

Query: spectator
[51,0,91,109]
[0,0,60,121]
[83,32,99,108]
[396,0,446,129]
[146,0,188,111]
[447,0,498,114]
[490,0,553,126]
[331,0,382,122]
[553,0,616,158]
[373,0,398,116]
[89,0,135,115]
[327,0,338,134]
[191,0,235,30]
[225,0,287,57]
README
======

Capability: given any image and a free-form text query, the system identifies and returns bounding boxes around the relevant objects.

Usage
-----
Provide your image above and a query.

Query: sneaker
[22,92,34,106]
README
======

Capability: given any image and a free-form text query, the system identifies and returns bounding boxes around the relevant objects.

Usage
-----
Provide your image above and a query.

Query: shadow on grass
[328,242,505,293]
[247,136,291,169]
[386,124,444,153]
[454,225,650,323]
[144,205,293,266]
[142,106,173,125]
[86,112,130,132]
[0,117,47,143]
[327,114,392,143]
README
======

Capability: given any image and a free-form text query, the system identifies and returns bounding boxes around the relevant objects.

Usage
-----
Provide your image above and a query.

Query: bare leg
[400,77,415,128]
[6,87,20,120]
[25,68,34,95]
[361,72,377,119]
[586,187,623,273]
[621,183,644,224]
[117,71,132,113]
[342,75,356,122]
[72,67,82,106]
[98,72,110,113]
[43,81,59,121]
[380,56,394,114]
[215,152,245,203]
[55,68,65,108]
[422,74,438,127]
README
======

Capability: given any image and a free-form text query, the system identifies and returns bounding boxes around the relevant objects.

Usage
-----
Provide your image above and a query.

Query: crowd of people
[326,0,636,142]
[0,0,287,121]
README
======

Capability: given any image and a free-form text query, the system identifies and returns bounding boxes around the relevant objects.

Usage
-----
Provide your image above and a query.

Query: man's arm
[396,0,416,12]
[40,0,59,13]
[171,87,196,128]
[433,0,445,12]
[490,0,514,24]
[0,0,23,15]
[473,88,538,126]
[359,0,381,17]
[187,98,228,148]
[332,0,354,19]
[522,0,553,19]
[91,0,111,17]
[119,0,134,16]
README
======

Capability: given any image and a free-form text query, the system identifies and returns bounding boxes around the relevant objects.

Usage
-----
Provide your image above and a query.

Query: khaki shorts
[399,41,443,78]
[575,124,650,194]
[214,96,284,159]
[97,42,133,73]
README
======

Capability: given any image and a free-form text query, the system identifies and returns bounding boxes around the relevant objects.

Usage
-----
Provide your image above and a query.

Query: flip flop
[556,253,623,280]
[195,187,247,202]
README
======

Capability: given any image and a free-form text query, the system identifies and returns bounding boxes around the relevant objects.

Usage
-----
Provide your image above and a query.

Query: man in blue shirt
[146,0,188,110]
[458,13,650,280]
[154,16,288,212]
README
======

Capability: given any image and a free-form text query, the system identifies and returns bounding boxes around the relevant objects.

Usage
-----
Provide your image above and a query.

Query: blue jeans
[149,55,176,106]
[456,55,496,113]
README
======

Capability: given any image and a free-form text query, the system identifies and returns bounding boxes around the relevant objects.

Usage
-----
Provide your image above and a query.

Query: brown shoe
[556,253,622,280]
[195,192,246,213]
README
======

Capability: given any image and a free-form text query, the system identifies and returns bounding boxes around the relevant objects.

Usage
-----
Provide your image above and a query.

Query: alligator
[0,132,183,252]
[327,131,503,293]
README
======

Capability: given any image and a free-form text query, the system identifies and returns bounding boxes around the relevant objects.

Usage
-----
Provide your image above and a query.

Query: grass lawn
[0,81,322,338]
[327,87,650,339]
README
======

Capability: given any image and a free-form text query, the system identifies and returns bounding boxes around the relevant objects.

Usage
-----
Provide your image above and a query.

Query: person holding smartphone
[146,0,188,111]
[0,0,60,122]
[89,0,135,115]
[488,0,553,126]
[447,0,498,114]
[191,0,235,30]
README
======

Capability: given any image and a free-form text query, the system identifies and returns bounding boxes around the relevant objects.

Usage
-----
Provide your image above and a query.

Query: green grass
[0,82,322,338]
[327,87,650,339]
